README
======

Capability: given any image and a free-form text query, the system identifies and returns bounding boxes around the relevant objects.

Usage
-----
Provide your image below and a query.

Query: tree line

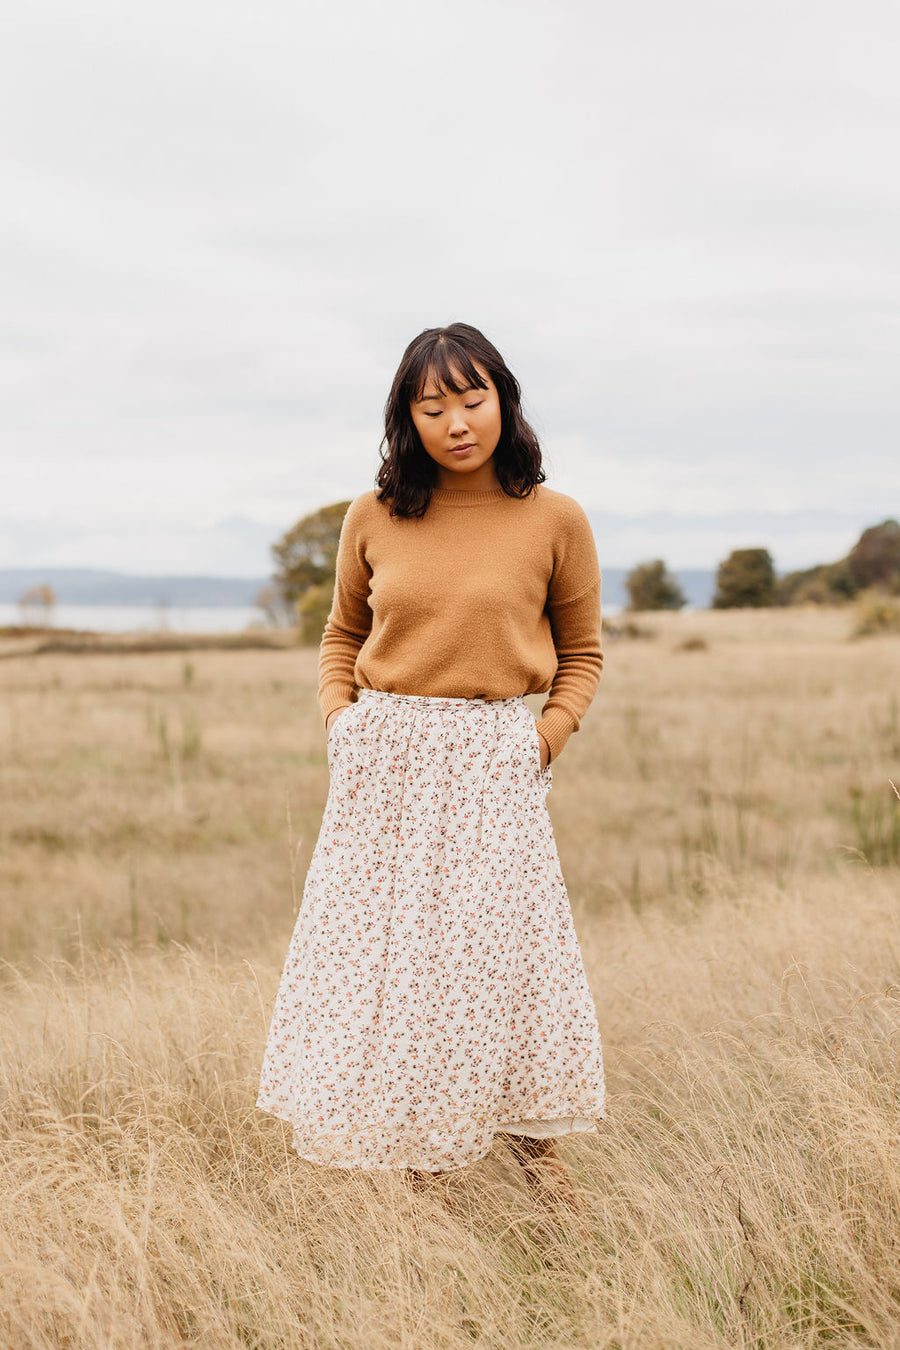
[605,519,900,612]
[263,507,900,639]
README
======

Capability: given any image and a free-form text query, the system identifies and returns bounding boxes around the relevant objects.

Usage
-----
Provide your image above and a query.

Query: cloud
[0,512,283,576]
[585,508,871,572]
[1,0,898,573]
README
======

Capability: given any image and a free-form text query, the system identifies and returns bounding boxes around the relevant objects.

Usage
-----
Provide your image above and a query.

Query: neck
[434,463,502,492]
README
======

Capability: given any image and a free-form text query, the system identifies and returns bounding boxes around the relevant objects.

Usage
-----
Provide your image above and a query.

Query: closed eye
[422,400,483,418]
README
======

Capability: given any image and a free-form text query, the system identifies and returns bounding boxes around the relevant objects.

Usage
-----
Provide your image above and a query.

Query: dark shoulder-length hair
[375,322,545,518]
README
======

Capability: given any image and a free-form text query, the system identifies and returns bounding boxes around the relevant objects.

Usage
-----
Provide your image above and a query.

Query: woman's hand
[326,706,349,739]
[538,731,551,770]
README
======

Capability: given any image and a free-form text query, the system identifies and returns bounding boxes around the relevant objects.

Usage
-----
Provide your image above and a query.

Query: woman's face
[409,362,503,486]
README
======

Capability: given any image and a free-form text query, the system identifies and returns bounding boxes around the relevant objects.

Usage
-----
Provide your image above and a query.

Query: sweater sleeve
[533,500,603,762]
[317,496,374,723]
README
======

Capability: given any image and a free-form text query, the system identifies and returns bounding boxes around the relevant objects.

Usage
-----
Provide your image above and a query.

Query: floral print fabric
[257,688,606,1173]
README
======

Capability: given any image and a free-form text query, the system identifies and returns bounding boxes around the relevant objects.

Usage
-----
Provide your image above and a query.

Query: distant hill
[0,569,269,607]
[0,566,716,611]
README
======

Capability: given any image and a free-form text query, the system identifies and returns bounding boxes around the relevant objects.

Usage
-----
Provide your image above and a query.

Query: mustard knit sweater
[317,483,603,763]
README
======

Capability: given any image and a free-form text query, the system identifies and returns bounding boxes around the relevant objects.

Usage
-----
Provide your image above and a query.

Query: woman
[257,323,606,1200]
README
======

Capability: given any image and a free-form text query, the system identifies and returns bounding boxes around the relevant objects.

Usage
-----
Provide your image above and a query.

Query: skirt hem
[258,1099,608,1174]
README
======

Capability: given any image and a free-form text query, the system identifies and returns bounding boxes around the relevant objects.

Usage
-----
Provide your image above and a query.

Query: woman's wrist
[326,707,346,736]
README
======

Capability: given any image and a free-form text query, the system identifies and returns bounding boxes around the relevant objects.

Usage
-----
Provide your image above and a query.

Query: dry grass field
[1,606,898,1349]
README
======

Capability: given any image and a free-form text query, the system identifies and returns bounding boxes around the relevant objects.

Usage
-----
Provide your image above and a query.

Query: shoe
[403,1167,433,1194]
[502,1135,588,1215]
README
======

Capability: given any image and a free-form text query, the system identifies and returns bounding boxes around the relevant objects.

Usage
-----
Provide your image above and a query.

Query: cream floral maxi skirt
[257,687,606,1173]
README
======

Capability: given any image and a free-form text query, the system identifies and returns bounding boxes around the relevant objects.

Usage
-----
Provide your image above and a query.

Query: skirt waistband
[357,686,527,710]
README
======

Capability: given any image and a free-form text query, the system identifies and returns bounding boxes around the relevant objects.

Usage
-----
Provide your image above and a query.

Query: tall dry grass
[1,608,899,1348]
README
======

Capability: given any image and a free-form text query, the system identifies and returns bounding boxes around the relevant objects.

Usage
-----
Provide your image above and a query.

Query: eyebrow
[416,385,481,403]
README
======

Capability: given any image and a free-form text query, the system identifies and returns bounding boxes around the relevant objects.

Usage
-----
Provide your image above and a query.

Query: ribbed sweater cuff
[534,706,576,763]
[319,684,358,724]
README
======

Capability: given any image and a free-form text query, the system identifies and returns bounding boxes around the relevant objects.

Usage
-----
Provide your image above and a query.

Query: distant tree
[774,559,856,606]
[847,519,900,593]
[18,584,56,627]
[713,548,775,609]
[625,559,686,611]
[770,519,900,608]
[270,501,352,607]
[254,583,294,628]
[297,583,336,646]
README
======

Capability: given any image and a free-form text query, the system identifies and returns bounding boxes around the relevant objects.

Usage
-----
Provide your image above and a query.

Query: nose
[448,408,470,437]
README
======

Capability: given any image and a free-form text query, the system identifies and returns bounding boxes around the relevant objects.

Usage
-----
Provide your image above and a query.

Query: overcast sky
[2,0,898,577]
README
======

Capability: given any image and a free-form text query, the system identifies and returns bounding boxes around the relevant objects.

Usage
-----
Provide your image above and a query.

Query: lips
[450,443,475,454]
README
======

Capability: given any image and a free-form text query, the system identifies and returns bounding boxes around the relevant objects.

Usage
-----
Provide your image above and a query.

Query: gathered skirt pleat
[256,687,606,1172]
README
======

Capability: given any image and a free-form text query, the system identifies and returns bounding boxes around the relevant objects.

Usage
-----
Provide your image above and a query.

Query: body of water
[2,601,627,635]
[0,604,271,634]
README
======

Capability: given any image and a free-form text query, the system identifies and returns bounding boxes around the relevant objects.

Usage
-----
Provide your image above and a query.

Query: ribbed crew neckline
[429,485,514,508]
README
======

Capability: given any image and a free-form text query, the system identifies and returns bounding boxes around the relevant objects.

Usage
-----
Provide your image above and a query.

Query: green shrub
[297,583,335,646]
[713,548,775,608]
[847,782,900,865]
[775,559,856,606]
[853,592,900,637]
[625,560,686,611]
